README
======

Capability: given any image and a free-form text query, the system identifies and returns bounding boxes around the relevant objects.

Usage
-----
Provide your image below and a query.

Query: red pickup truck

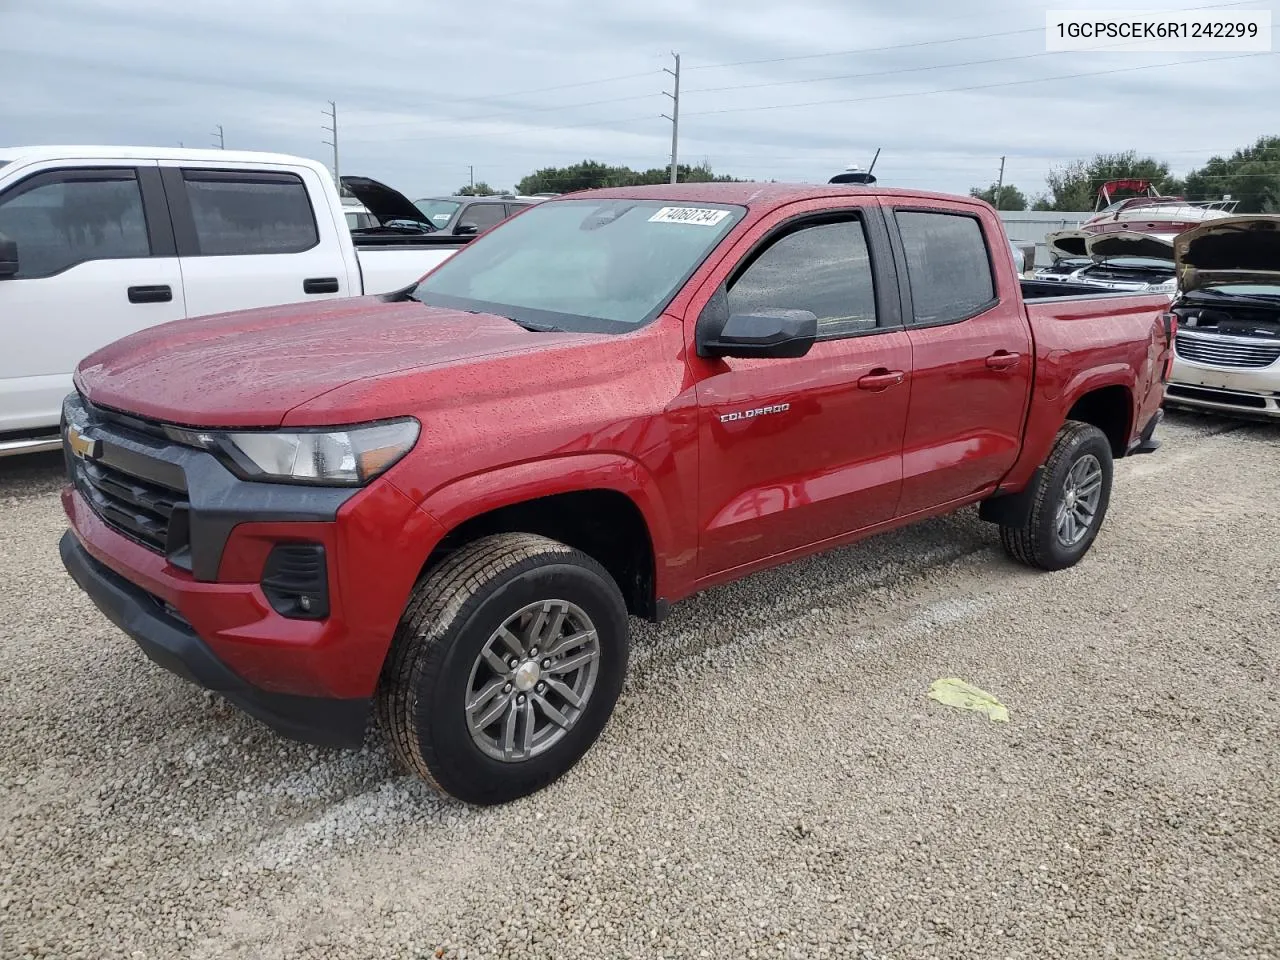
[58,184,1173,805]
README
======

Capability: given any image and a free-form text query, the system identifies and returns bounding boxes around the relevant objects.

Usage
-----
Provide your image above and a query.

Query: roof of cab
[558,181,986,210]
[0,145,330,172]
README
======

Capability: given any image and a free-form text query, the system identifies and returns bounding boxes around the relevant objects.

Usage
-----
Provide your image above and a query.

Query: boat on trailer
[1046,179,1238,259]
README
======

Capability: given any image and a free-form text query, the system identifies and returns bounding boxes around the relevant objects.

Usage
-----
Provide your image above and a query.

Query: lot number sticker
[648,206,731,226]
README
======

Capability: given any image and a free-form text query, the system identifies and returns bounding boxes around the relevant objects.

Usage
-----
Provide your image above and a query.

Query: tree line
[453,160,744,196]
[450,134,1280,214]
[969,135,1280,212]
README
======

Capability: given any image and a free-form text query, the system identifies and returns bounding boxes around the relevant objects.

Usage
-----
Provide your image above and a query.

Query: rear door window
[894,210,996,324]
[0,170,150,278]
[181,171,318,256]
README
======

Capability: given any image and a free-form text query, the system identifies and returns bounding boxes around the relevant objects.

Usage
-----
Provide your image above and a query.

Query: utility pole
[470,165,475,191]
[211,125,224,149]
[995,155,1006,210]
[661,52,681,184]
[322,101,339,185]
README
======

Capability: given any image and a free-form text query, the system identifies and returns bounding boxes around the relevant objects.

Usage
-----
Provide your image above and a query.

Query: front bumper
[58,394,445,739]
[1167,356,1280,419]
[61,531,368,747]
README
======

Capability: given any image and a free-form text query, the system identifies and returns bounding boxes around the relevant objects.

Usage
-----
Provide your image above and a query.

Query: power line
[339,90,659,139]
[341,70,661,129]
[346,111,660,145]
[681,30,1273,97]
[333,0,1268,140]
[682,51,1276,118]
[683,0,1263,72]
[686,27,1043,72]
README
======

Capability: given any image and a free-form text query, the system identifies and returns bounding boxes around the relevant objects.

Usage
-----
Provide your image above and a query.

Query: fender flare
[411,453,678,593]
[993,364,1136,499]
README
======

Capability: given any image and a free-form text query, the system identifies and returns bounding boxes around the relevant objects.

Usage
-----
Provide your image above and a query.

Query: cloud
[1,0,1276,198]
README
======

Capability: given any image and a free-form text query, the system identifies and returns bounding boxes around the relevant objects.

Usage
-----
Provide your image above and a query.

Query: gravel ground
[1,411,1277,960]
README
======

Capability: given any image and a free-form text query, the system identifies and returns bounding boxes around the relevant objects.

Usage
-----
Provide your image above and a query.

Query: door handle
[856,368,906,391]
[985,350,1022,371]
[303,277,340,294]
[127,284,172,304]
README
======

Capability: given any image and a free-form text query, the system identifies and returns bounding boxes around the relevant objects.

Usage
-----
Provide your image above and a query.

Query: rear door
[0,161,184,434]
[690,200,913,577]
[159,163,351,317]
[885,203,1033,515]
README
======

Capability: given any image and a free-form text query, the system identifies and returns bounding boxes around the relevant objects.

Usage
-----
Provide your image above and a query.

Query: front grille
[73,453,186,554]
[1175,332,1280,369]
[1166,384,1269,409]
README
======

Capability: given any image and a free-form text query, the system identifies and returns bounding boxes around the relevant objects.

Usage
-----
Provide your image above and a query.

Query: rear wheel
[377,533,629,805]
[999,421,1113,571]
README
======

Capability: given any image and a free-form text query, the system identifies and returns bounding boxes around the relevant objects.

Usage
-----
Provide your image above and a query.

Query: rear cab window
[893,209,996,324]
[180,170,319,256]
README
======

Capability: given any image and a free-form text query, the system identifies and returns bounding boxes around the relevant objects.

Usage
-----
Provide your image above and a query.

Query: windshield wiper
[1188,288,1280,307]
[500,316,566,333]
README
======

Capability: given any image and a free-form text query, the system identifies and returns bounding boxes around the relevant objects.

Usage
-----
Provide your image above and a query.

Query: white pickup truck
[0,146,469,455]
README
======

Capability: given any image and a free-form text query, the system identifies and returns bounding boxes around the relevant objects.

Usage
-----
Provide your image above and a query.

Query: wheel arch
[1062,380,1135,458]
[411,454,674,621]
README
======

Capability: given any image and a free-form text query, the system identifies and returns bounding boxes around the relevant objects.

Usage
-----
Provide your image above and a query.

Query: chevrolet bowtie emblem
[66,423,101,460]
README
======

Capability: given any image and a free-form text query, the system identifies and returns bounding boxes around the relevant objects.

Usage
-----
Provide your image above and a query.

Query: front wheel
[377,533,630,806]
[999,421,1114,571]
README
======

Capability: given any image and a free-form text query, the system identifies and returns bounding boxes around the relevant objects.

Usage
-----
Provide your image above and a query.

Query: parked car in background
[0,147,471,455]
[1035,254,1176,296]
[341,199,378,231]
[59,182,1172,807]
[1164,215,1280,419]
[412,194,538,236]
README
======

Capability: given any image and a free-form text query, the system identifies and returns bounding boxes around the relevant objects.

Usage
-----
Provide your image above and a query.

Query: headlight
[1147,279,1177,295]
[166,418,419,485]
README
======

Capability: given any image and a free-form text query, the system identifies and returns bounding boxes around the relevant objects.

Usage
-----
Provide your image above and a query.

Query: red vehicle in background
[59,183,1173,805]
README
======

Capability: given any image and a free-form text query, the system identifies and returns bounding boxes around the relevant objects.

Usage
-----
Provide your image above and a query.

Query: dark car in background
[413,195,539,236]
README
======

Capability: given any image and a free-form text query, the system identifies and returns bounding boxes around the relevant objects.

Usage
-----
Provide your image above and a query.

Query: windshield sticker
[648,206,731,226]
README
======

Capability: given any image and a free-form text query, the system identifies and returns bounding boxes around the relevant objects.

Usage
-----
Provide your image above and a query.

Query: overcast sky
[1,0,1276,201]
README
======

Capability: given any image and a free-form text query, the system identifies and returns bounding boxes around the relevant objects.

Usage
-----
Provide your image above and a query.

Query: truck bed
[1019,278,1159,302]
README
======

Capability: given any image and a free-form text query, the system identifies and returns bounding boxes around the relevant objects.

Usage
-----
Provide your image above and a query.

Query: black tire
[377,533,629,806]
[999,420,1114,571]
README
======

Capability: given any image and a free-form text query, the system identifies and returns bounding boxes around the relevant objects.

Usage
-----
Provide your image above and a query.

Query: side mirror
[455,223,479,236]
[696,296,817,359]
[0,235,17,280]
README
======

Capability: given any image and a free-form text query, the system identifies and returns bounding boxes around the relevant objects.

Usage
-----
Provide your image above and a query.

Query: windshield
[410,198,746,333]
[414,199,462,229]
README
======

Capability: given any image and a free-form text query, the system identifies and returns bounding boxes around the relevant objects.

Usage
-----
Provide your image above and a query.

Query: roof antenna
[829,147,880,185]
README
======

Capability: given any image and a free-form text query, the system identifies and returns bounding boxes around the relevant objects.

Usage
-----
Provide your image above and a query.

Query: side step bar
[0,434,62,457]
[1128,408,1164,456]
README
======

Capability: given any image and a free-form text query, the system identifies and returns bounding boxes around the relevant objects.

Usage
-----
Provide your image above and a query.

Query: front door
[887,206,1034,515]
[0,162,185,434]
[690,203,912,578]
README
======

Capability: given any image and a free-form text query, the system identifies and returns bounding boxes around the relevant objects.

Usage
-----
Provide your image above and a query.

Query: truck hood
[1046,229,1089,259]
[340,175,434,229]
[75,297,599,428]
[1175,215,1280,293]
[1086,231,1176,261]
